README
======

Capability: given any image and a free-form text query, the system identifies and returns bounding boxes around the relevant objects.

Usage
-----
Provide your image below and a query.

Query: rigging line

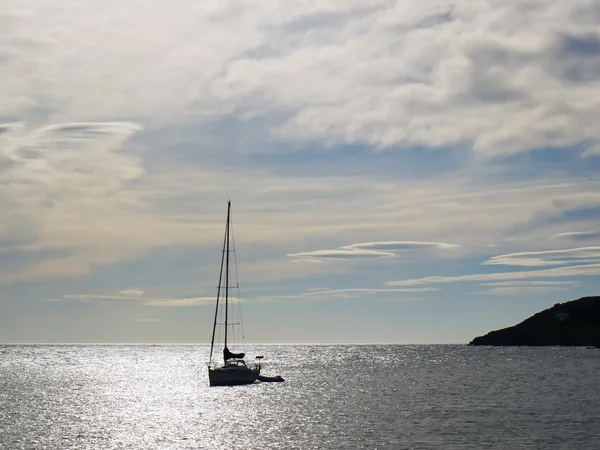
[224,199,231,353]
[208,201,229,366]
[230,214,246,343]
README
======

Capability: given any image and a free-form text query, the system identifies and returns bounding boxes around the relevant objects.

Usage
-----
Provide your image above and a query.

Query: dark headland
[469,296,600,346]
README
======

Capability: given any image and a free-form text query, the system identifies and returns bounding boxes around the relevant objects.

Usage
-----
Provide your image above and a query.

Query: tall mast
[224,199,231,355]
[209,200,229,365]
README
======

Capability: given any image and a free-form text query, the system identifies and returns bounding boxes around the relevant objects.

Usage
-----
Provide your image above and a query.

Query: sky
[1,0,599,344]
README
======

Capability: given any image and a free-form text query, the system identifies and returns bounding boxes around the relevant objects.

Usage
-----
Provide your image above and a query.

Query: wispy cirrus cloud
[1,154,597,288]
[342,241,460,251]
[552,231,600,242]
[61,293,143,302]
[387,263,600,287]
[483,246,600,267]
[287,248,396,261]
[58,291,215,307]
[385,246,598,294]
[480,281,577,287]
[477,285,571,296]
[142,297,215,307]
[0,121,157,282]
[289,240,459,262]
[119,289,144,296]
[476,280,577,295]
[259,287,438,301]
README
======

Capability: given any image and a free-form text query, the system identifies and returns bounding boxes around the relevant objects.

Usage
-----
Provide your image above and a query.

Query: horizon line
[0,342,469,346]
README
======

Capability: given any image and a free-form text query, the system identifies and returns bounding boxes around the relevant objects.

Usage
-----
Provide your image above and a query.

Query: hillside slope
[469,296,600,346]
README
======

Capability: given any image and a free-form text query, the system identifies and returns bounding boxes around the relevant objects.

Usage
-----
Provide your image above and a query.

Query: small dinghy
[255,356,284,382]
[258,375,285,383]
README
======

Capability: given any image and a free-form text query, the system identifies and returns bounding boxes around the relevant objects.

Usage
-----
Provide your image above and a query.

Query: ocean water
[1,345,599,449]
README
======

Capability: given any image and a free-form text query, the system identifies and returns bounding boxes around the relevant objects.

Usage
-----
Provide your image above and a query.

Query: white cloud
[0,122,266,284]
[476,286,570,295]
[474,280,576,295]
[259,287,438,301]
[387,263,600,286]
[1,160,597,284]
[483,246,600,267]
[3,0,600,155]
[481,281,576,287]
[0,133,597,284]
[2,0,600,286]
[342,241,460,251]
[217,1,600,156]
[552,231,600,241]
[62,293,145,302]
[60,290,215,307]
[300,287,439,297]
[289,240,460,262]
[476,280,577,295]
[0,121,159,282]
[119,289,144,296]
[2,0,600,344]
[288,248,397,261]
[289,258,324,264]
[142,297,215,307]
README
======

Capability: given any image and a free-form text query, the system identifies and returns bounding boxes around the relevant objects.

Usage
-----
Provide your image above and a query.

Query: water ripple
[1,344,599,449]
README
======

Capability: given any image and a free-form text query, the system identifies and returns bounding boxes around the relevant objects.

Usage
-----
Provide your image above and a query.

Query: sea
[1,344,599,449]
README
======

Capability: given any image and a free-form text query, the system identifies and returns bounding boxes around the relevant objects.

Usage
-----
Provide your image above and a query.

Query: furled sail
[224,347,245,361]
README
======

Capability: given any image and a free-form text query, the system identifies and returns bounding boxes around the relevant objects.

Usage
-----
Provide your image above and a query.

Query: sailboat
[207,200,261,386]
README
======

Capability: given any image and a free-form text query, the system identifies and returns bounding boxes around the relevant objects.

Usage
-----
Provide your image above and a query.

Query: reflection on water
[1,345,599,449]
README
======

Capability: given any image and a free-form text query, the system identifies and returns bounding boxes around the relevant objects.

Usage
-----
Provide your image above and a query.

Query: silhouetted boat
[207,200,260,386]
[258,374,285,382]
